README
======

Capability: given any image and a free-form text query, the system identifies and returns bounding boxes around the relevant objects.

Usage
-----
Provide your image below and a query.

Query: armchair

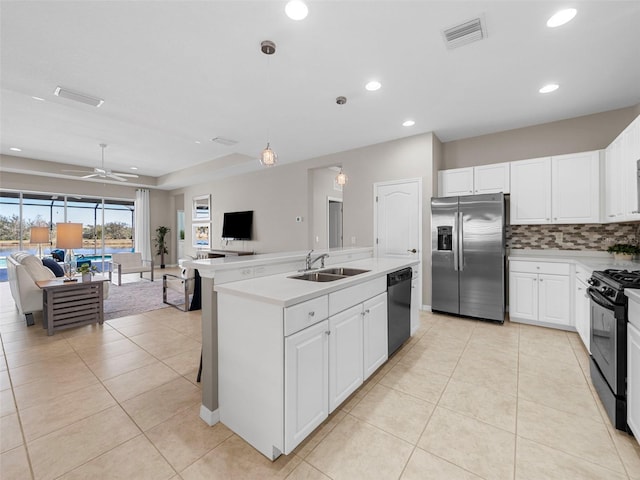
[109,252,154,286]
[163,265,196,311]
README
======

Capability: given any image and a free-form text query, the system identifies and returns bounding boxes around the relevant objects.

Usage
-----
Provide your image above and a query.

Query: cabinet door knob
[539,279,543,282]
[308,311,315,317]
[407,249,417,253]
[325,331,330,336]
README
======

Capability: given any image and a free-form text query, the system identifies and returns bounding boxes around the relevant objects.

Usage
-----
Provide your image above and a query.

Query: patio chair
[109,252,153,286]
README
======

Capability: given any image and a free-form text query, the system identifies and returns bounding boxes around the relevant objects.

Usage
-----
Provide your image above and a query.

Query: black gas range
[588,269,636,431]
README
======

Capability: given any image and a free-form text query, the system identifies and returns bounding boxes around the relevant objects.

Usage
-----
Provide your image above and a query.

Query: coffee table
[36,275,108,335]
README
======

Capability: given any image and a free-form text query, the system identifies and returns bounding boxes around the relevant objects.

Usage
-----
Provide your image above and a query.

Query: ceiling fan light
[336,168,348,186]
[260,143,277,166]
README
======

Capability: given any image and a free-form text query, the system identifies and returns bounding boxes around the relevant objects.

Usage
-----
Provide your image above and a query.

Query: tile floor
[1,277,640,479]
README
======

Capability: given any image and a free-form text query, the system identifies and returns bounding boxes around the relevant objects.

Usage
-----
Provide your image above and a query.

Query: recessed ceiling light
[402,120,415,127]
[547,8,577,28]
[539,83,559,93]
[285,0,308,20]
[365,80,382,91]
[9,147,22,152]
[130,166,138,170]
[32,96,45,101]
[195,140,201,144]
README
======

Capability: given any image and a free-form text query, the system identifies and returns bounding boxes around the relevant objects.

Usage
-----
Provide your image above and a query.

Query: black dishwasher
[387,267,412,355]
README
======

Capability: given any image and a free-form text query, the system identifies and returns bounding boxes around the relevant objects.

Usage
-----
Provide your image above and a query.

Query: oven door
[589,287,625,395]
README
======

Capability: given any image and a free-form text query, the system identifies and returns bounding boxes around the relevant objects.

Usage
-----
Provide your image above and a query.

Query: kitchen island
[213,256,418,460]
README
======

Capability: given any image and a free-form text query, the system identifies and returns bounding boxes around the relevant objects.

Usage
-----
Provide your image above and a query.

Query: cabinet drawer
[285,295,329,336]
[509,260,570,275]
[329,277,386,316]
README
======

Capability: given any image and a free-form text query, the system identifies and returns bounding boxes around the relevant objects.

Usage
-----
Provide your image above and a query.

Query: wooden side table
[36,276,107,335]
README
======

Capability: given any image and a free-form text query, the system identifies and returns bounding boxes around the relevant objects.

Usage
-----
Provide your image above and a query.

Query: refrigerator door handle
[452,212,458,271]
[458,212,464,271]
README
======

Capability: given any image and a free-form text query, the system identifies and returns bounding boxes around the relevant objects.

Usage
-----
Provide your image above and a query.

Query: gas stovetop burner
[602,269,640,287]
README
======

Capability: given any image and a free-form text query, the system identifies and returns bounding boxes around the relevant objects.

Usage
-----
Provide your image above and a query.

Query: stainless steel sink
[318,267,370,276]
[289,272,346,282]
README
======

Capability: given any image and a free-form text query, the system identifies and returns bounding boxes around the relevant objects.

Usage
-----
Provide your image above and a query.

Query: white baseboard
[199,404,220,426]
[421,304,431,312]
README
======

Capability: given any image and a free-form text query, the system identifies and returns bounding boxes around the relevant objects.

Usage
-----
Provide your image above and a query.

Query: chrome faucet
[305,250,329,270]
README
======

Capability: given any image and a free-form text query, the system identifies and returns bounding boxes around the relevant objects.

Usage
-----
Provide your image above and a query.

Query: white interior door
[374,178,422,314]
[328,198,343,249]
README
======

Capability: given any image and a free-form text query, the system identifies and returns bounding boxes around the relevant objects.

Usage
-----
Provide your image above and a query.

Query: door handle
[458,212,464,271]
[407,249,417,253]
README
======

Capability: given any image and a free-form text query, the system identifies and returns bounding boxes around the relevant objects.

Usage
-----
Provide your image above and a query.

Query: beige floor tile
[451,360,517,398]
[0,445,32,480]
[162,346,202,376]
[379,361,449,404]
[7,351,89,388]
[13,366,99,411]
[20,383,116,441]
[63,326,125,350]
[74,337,144,362]
[103,361,179,402]
[28,405,140,480]
[518,371,601,422]
[430,316,477,341]
[0,413,23,453]
[105,313,155,330]
[517,398,625,473]
[136,335,202,361]
[515,437,628,480]
[306,414,413,480]
[85,348,157,381]
[180,434,301,480]
[0,368,10,391]
[2,331,68,354]
[519,337,579,366]
[146,404,233,471]
[439,378,517,432]
[58,434,176,480]
[113,322,178,338]
[518,351,587,386]
[5,340,75,369]
[121,376,201,431]
[400,448,483,480]
[349,383,435,444]
[294,410,346,459]
[418,406,515,480]
[609,429,640,479]
[518,324,571,346]
[0,387,17,417]
[285,460,331,480]
[398,340,463,377]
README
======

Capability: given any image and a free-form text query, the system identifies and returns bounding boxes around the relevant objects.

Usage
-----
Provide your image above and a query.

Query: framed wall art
[192,194,211,221]
[192,223,211,248]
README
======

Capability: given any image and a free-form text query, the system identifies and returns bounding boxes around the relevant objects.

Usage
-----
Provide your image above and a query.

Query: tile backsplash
[507,222,640,251]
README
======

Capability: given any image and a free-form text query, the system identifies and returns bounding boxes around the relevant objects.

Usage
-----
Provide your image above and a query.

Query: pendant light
[260,40,277,167]
[336,167,348,186]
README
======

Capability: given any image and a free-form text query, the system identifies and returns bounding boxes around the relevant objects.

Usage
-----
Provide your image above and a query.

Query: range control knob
[587,278,599,286]
[600,287,614,296]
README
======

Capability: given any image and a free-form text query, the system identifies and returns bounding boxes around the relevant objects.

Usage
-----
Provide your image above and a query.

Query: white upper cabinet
[605,137,625,221]
[551,151,600,224]
[474,162,510,194]
[510,157,552,224]
[438,163,510,197]
[438,167,473,197]
[622,115,640,220]
[510,152,601,225]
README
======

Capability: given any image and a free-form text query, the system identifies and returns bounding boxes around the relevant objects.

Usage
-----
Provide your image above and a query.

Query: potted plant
[77,263,98,282]
[607,243,640,261]
[155,226,170,269]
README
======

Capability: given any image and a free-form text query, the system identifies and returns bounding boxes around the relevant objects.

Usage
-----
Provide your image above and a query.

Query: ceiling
[1,1,640,190]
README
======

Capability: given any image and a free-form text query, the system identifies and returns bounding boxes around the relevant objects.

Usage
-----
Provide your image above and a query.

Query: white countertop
[213,257,418,307]
[509,249,640,272]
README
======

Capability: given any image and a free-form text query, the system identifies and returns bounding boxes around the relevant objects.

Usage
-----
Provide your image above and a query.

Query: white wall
[310,167,343,250]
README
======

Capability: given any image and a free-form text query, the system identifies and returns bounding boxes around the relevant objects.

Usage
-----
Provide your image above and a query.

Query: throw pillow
[21,255,56,281]
[51,249,65,262]
[42,258,65,277]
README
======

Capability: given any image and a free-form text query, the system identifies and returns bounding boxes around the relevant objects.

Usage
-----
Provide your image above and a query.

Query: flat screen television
[222,210,253,240]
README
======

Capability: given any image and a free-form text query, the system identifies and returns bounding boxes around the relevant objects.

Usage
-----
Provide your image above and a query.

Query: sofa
[7,252,109,326]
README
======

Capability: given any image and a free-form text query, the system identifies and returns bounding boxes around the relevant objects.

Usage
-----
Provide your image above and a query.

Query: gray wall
[442,106,640,169]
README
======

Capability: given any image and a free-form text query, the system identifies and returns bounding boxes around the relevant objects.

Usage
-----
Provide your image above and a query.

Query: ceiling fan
[63,144,139,182]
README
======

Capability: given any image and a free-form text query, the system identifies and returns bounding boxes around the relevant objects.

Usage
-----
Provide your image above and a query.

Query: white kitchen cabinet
[551,151,600,223]
[363,293,388,380]
[573,266,591,352]
[328,304,364,412]
[509,260,572,329]
[605,137,625,221]
[510,157,552,224]
[474,162,510,194]
[438,167,474,196]
[622,115,640,220]
[438,163,510,197]
[284,319,329,452]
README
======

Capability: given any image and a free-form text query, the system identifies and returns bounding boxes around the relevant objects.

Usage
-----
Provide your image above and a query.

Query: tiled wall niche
[507,222,640,251]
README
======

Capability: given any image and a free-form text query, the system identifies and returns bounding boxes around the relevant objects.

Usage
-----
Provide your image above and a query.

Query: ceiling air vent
[210,137,238,146]
[54,86,104,107]
[442,17,486,49]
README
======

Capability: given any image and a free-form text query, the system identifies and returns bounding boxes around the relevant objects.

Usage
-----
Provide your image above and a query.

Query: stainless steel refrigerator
[431,193,505,322]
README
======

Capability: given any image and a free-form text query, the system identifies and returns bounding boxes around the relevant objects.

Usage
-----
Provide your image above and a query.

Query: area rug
[103,280,187,320]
